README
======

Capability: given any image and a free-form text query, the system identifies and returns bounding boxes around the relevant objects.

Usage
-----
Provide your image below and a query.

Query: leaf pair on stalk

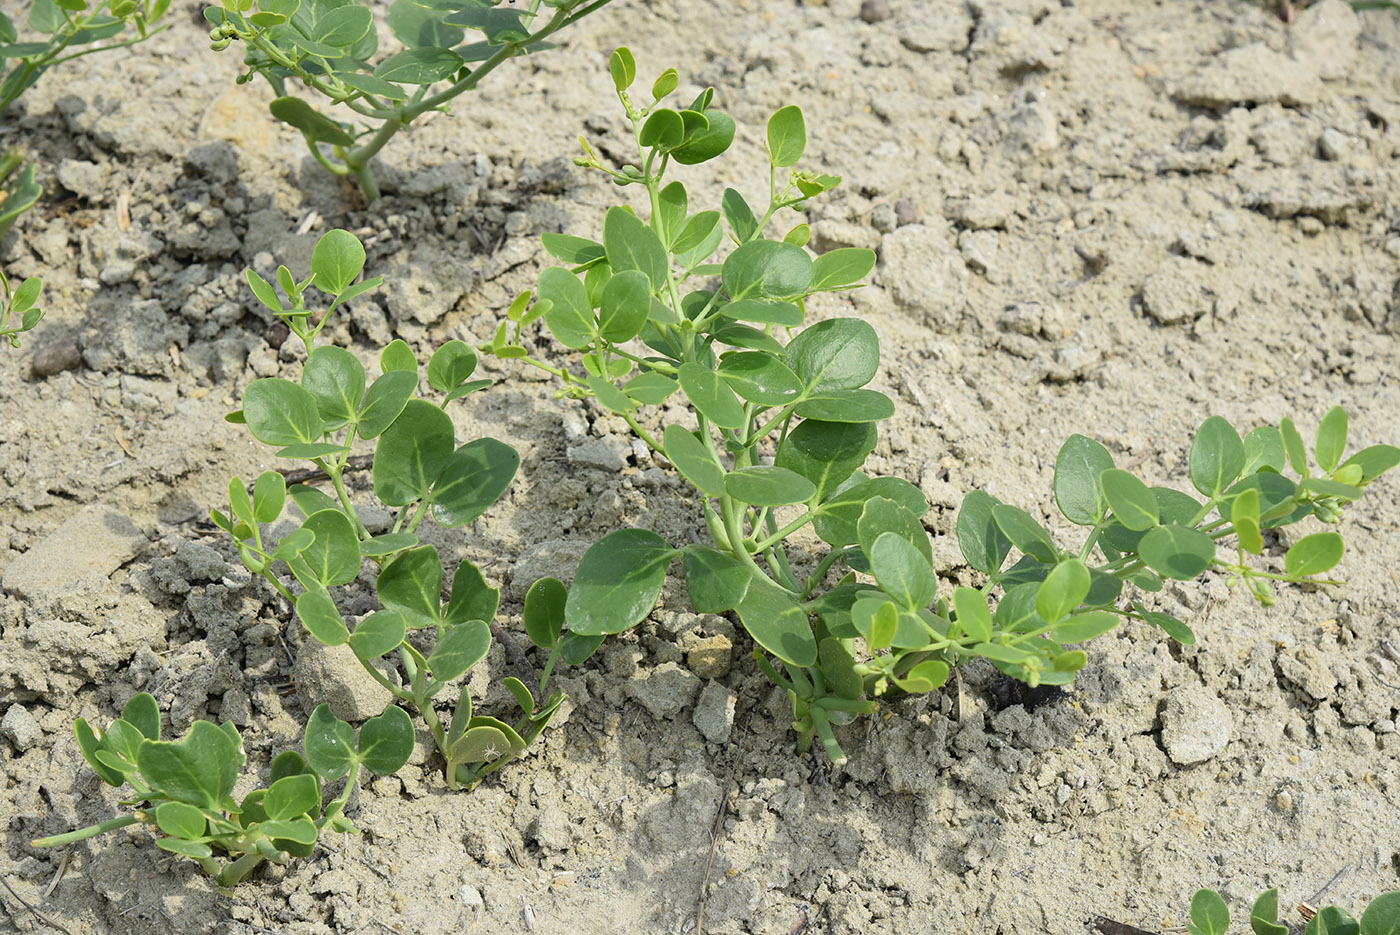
[204,0,613,201]
[1185,887,1400,935]
[484,50,1400,762]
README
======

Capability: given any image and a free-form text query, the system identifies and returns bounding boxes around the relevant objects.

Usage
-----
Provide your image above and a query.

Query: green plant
[0,269,42,346]
[1185,886,1400,935]
[218,228,586,792]
[485,50,1400,762]
[32,694,412,887]
[0,0,171,237]
[203,0,612,202]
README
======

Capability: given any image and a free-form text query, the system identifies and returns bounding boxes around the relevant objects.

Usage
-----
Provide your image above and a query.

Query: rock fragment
[1,704,41,751]
[1173,44,1322,108]
[624,662,700,720]
[1,504,145,603]
[1288,0,1361,81]
[565,435,630,472]
[30,340,82,378]
[1160,685,1232,766]
[692,682,736,743]
[1141,257,1215,325]
[294,639,396,721]
[879,224,967,331]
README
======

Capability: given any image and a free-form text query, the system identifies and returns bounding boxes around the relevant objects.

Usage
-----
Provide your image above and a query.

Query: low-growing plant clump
[0,269,42,346]
[483,49,1400,761]
[1184,886,1400,935]
[204,0,612,201]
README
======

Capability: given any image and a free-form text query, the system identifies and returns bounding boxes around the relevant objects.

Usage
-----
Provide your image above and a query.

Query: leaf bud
[210,37,231,51]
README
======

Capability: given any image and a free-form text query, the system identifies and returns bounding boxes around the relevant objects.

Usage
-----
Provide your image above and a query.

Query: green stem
[31,813,143,847]
[215,851,268,888]
[802,548,848,599]
[751,511,815,553]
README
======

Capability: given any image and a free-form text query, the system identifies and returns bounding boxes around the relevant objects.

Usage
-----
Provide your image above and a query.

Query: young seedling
[485,50,1400,762]
[0,269,43,346]
[1183,886,1400,935]
[220,229,589,791]
[33,694,413,887]
[0,0,171,237]
[204,0,612,202]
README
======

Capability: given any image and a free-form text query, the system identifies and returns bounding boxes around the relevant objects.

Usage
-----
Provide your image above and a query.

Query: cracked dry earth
[2,0,1400,933]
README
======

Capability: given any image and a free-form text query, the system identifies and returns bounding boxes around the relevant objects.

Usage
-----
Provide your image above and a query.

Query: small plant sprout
[221,229,588,792]
[204,0,613,202]
[32,694,413,887]
[0,150,42,242]
[1183,886,1400,935]
[484,51,1400,763]
[0,270,43,346]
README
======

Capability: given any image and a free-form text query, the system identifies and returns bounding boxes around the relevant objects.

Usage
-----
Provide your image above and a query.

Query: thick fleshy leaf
[296,586,350,645]
[623,372,678,405]
[244,379,324,446]
[1190,416,1245,498]
[1102,469,1160,531]
[122,693,161,741]
[810,248,876,291]
[387,0,462,48]
[430,438,519,527]
[1189,889,1230,935]
[714,298,803,327]
[1242,426,1286,475]
[1054,434,1114,526]
[539,266,594,350]
[297,509,361,586]
[682,547,751,613]
[428,340,477,395]
[1050,610,1118,644]
[566,530,676,635]
[1102,487,1202,552]
[155,801,207,841]
[427,620,491,682]
[1134,602,1195,644]
[311,229,366,295]
[724,466,816,507]
[449,725,510,764]
[663,424,725,497]
[718,352,802,406]
[851,598,899,650]
[813,476,926,547]
[793,388,894,423]
[1284,532,1344,578]
[302,346,366,430]
[541,233,605,267]
[443,558,498,628]
[1314,406,1348,472]
[269,97,353,147]
[523,577,566,649]
[373,400,454,505]
[349,610,407,661]
[819,638,864,699]
[1359,892,1400,935]
[304,705,355,781]
[1035,558,1090,624]
[1231,487,1263,554]
[264,773,320,822]
[766,105,806,167]
[679,362,746,429]
[991,504,1058,564]
[357,705,414,776]
[776,419,876,503]
[378,546,442,628]
[736,575,816,666]
[956,490,1014,575]
[1339,444,1400,483]
[252,472,288,525]
[672,110,735,164]
[1138,525,1216,580]
[870,532,935,611]
[137,721,242,810]
[857,497,931,564]
[374,47,464,84]
[598,269,652,343]
[952,587,993,642]
[357,371,417,439]
[783,318,879,395]
[604,207,669,290]
[722,240,812,302]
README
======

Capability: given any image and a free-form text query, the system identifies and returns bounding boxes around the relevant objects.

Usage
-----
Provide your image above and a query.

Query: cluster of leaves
[1185,887,1400,935]
[204,0,612,201]
[0,0,170,239]
[0,269,42,347]
[218,228,587,793]
[31,694,412,888]
[484,50,1399,762]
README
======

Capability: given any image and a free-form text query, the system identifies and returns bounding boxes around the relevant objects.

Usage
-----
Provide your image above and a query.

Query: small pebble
[860,0,892,23]
[894,197,919,226]
[30,340,82,378]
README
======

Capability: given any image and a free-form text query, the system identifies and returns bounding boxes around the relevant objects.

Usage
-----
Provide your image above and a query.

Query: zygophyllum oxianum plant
[0,270,43,346]
[1181,885,1400,935]
[484,49,1400,762]
[203,0,612,201]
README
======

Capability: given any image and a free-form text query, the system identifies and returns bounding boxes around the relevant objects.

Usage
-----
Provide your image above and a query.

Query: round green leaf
[598,269,652,343]
[679,361,747,429]
[1232,487,1263,554]
[373,400,455,506]
[443,558,499,628]
[136,721,242,810]
[374,46,465,84]
[244,379,324,446]
[154,801,207,841]
[357,371,417,440]
[1035,558,1091,624]
[428,340,478,395]
[304,705,355,781]
[357,704,414,776]
[1284,532,1344,578]
[810,248,876,291]
[1315,405,1348,473]
[897,659,950,694]
[1138,525,1217,580]
[663,423,726,497]
[857,496,931,564]
[724,465,816,507]
[813,476,926,547]
[793,389,895,423]
[1190,416,1245,498]
[818,637,864,699]
[264,773,320,821]
[640,108,685,150]
[718,352,802,406]
[539,267,594,350]
[682,546,752,614]
[1189,889,1230,935]
[956,490,1013,575]
[777,419,877,503]
[378,545,443,628]
[1054,434,1114,526]
[952,586,993,642]
[736,574,816,666]
[298,509,361,586]
[604,207,669,290]
[608,46,635,91]
[427,620,491,682]
[523,577,566,649]
[1360,892,1400,935]
[429,438,519,527]
[296,586,351,646]
[870,531,936,611]
[349,610,407,661]
[991,504,1058,564]
[1102,468,1160,531]
[1050,610,1118,644]
[303,346,367,430]
[450,725,511,764]
[566,529,676,635]
[766,104,806,167]
[784,318,879,394]
[672,110,735,165]
[722,240,812,302]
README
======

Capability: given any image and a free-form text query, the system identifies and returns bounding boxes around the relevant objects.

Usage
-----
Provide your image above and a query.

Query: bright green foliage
[216,230,578,794]
[203,0,612,201]
[1181,887,1400,935]
[0,269,43,347]
[483,51,1398,763]
[33,694,407,888]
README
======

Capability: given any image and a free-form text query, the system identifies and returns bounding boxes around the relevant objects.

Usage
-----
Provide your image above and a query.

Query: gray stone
[958,229,999,276]
[183,141,240,185]
[859,0,890,24]
[1,504,145,603]
[809,219,881,253]
[1236,164,1375,224]
[386,249,473,325]
[1289,0,1360,81]
[565,435,630,472]
[1278,646,1338,701]
[1160,685,1232,765]
[624,662,701,720]
[970,9,1062,73]
[293,639,395,721]
[1141,257,1215,325]
[532,805,572,850]
[900,1,973,53]
[692,681,736,744]
[685,634,733,679]
[1173,44,1322,108]
[1,704,41,751]
[56,160,107,203]
[81,299,190,377]
[879,224,967,330]
[506,539,589,602]
[30,340,81,378]
[946,191,1016,230]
